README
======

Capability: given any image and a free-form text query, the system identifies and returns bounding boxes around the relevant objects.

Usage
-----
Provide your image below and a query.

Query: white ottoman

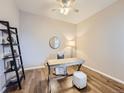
[72,71,87,89]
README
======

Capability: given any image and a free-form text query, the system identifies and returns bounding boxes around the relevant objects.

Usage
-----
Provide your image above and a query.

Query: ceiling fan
[52,0,79,15]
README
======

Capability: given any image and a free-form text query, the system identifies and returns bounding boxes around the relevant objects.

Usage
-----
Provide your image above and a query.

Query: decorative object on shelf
[13,49,17,55]
[6,61,11,70]
[2,39,5,44]
[10,60,15,70]
[5,60,15,71]
[7,36,15,43]
[4,52,12,58]
[0,53,3,59]
[2,36,9,44]
[49,36,61,49]
[0,35,2,44]
[3,49,15,58]
[0,20,25,89]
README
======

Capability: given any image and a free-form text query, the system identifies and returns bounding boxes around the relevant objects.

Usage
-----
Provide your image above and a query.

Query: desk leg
[47,63,51,93]
[77,64,82,71]
[48,65,50,82]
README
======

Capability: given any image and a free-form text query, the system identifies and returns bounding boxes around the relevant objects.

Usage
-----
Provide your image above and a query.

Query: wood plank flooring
[6,66,124,93]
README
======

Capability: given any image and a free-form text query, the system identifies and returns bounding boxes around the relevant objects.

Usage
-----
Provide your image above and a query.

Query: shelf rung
[4,65,22,73]
[3,55,21,60]
[0,29,8,33]
[6,80,18,87]
[0,29,16,34]
[1,43,18,46]
[6,74,24,88]
[10,27,16,29]
[0,21,8,26]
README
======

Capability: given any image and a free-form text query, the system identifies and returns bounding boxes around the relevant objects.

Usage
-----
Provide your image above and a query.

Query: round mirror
[49,36,61,49]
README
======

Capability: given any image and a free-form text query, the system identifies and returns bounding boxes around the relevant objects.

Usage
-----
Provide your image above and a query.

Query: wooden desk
[47,58,85,93]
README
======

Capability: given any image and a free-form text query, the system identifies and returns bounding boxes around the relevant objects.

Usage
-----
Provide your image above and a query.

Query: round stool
[72,71,87,89]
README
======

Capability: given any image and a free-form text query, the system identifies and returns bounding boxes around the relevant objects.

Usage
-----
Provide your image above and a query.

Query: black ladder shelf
[0,20,25,89]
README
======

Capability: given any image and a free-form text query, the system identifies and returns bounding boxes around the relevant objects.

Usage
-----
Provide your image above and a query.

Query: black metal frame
[0,20,25,89]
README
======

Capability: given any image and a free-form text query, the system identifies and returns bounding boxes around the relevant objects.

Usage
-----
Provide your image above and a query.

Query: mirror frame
[49,36,61,49]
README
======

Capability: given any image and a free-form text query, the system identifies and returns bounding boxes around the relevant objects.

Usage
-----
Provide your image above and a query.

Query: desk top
[47,58,85,66]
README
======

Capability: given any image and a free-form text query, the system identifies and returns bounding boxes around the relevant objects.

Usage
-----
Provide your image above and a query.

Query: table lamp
[67,40,75,57]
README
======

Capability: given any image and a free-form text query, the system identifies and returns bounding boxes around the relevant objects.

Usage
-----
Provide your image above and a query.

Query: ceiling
[16,0,118,24]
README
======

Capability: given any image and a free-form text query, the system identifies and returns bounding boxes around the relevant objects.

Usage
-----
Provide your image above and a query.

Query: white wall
[77,0,124,82]
[0,0,19,27]
[19,11,76,68]
[0,0,19,92]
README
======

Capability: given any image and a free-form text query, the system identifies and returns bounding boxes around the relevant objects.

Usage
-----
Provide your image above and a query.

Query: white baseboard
[24,65,124,85]
[83,65,124,85]
[24,65,45,71]
[0,87,6,93]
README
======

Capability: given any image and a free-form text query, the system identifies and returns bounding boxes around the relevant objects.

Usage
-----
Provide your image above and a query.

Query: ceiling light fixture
[52,0,79,15]
[60,7,70,15]
[58,0,75,15]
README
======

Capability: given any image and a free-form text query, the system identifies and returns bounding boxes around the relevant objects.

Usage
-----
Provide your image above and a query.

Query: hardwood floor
[6,66,124,93]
